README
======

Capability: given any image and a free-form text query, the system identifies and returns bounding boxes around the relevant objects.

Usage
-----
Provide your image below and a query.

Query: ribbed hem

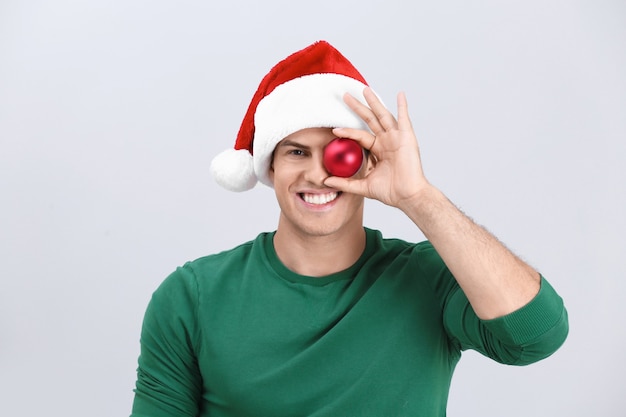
[482,277,566,346]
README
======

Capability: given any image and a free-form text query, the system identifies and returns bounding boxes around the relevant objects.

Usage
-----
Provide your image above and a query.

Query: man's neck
[273,222,367,277]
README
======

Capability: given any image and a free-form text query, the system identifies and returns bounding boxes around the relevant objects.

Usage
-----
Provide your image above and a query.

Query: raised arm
[324,88,540,320]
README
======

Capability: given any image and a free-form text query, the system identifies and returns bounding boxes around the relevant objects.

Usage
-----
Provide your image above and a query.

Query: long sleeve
[131,266,203,417]
[415,241,569,365]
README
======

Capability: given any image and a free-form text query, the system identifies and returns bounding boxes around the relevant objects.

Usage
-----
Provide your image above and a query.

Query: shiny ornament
[323,138,364,177]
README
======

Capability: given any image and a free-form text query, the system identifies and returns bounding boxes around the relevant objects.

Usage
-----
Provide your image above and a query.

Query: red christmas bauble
[323,138,364,177]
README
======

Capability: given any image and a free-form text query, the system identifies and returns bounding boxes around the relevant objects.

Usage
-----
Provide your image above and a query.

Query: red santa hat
[210,40,371,191]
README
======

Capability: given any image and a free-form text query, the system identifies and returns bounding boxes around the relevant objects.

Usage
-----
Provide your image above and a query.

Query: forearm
[399,184,541,320]
[330,89,542,319]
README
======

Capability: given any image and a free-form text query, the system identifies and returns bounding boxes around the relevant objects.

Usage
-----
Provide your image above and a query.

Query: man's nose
[303,152,330,185]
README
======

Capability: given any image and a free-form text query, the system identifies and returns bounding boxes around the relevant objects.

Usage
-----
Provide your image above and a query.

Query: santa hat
[210,40,371,192]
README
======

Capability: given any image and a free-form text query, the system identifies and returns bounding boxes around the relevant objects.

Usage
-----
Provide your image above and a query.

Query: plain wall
[1,1,624,415]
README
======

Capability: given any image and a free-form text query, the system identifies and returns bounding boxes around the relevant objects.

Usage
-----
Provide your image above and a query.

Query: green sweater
[131,228,568,416]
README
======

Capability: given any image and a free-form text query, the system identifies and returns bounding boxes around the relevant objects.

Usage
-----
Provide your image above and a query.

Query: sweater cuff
[482,276,566,346]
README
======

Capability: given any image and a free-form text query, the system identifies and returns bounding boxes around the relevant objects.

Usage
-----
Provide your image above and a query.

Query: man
[130,41,568,416]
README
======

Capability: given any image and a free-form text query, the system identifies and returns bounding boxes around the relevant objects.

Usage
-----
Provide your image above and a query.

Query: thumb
[323,176,369,197]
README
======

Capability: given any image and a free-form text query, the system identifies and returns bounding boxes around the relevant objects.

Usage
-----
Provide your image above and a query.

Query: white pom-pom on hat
[210,148,257,192]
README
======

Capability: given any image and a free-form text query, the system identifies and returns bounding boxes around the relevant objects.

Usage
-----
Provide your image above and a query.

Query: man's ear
[365,150,377,173]
[268,153,275,183]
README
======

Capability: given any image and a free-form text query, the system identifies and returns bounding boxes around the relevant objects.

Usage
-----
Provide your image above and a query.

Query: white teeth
[302,192,338,205]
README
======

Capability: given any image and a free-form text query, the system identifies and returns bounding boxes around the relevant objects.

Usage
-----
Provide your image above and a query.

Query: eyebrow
[277,139,311,151]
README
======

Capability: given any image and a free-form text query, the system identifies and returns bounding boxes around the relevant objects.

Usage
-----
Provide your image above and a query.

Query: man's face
[269,127,368,238]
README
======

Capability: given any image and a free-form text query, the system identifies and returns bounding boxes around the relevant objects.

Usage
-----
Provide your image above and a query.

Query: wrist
[397,184,458,236]
[397,183,442,215]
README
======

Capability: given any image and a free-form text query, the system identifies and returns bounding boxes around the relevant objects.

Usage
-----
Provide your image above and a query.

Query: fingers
[368,135,377,151]
[363,88,398,132]
[343,92,385,135]
[344,88,404,136]
[332,127,377,151]
[396,91,413,132]
[338,89,414,154]
[323,176,369,197]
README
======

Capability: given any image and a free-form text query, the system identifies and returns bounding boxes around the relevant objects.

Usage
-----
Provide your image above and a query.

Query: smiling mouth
[299,192,341,205]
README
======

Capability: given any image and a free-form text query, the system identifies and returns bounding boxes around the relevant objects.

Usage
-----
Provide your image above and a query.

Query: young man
[130,41,568,417]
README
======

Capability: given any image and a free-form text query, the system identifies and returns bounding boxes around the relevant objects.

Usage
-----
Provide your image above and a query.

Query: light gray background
[1,1,624,416]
